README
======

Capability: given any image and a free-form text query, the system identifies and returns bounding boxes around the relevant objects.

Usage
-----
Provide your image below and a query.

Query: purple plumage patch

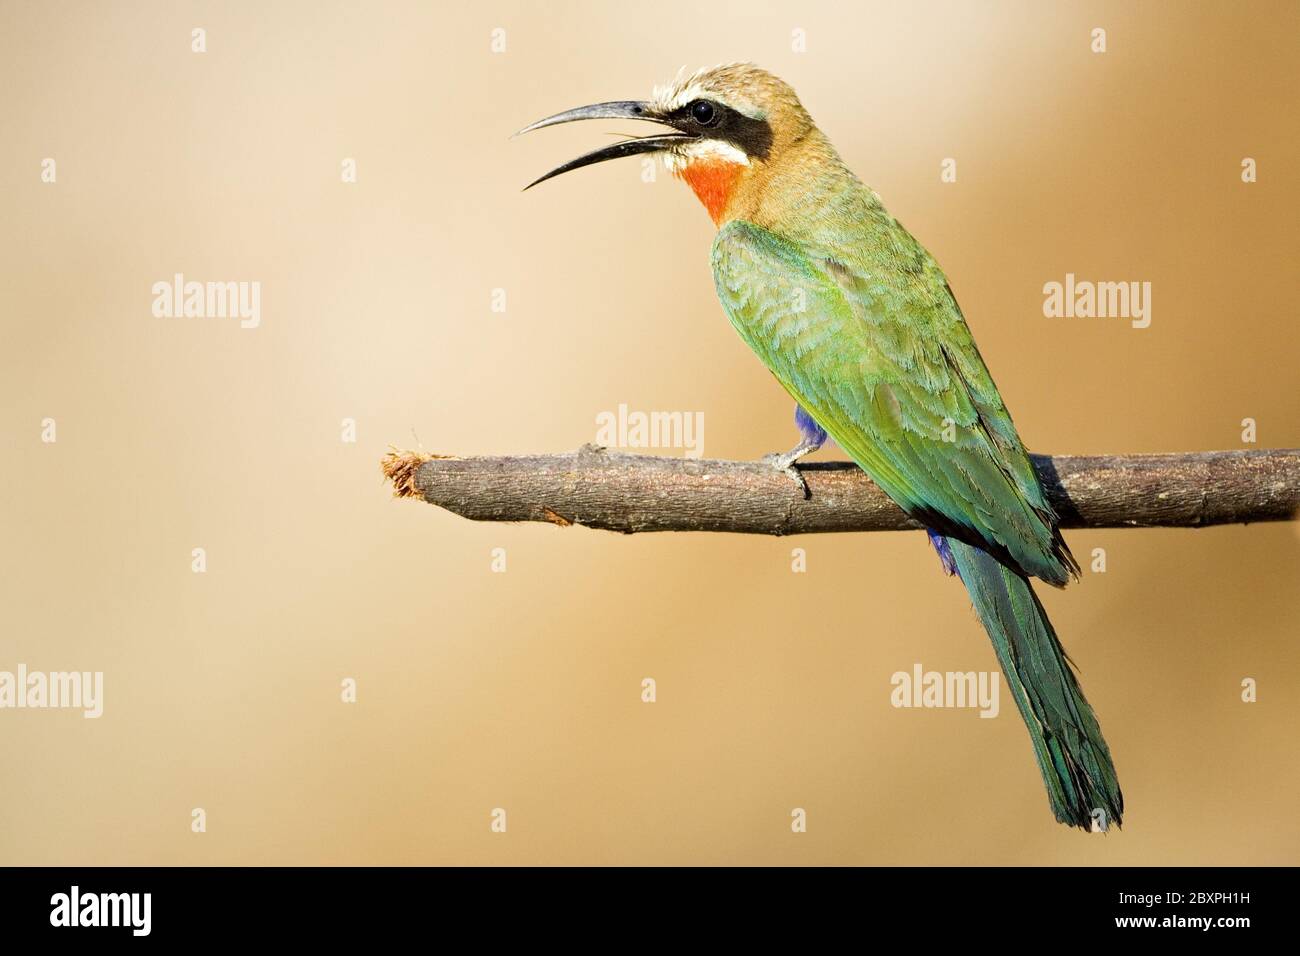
[927,530,959,577]
[794,404,828,446]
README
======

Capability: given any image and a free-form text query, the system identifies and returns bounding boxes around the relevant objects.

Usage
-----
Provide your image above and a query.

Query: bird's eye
[690,100,717,126]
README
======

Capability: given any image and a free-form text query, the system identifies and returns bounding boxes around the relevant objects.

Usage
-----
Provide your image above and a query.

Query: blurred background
[1,0,1296,865]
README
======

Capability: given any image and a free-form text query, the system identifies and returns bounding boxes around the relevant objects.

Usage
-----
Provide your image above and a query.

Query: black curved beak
[515,100,694,191]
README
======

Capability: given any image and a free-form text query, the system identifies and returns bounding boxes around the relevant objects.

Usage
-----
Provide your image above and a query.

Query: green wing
[712,218,1076,585]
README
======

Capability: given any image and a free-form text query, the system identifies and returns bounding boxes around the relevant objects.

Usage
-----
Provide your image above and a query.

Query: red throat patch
[678,160,744,226]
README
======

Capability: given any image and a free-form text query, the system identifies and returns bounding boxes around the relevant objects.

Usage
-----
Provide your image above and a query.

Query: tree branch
[381,445,1300,535]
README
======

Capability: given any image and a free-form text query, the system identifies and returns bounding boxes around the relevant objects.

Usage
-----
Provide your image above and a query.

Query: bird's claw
[761,450,811,499]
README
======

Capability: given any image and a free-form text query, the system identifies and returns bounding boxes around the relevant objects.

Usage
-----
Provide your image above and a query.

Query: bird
[518,63,1122,831]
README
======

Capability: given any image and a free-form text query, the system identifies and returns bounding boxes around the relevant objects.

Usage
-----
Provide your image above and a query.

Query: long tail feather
[944,537,1123,830]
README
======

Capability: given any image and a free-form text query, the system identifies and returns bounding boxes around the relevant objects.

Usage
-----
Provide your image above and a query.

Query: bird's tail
[944,537,1123,830]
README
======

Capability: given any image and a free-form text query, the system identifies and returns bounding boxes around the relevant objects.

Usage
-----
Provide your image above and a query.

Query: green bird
[520,63,1122,830]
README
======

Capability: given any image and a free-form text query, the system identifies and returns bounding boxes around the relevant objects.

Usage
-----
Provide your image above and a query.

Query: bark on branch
[381,446,1299,536]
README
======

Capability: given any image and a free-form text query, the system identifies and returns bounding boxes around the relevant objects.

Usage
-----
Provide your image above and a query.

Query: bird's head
[518,64,815,226]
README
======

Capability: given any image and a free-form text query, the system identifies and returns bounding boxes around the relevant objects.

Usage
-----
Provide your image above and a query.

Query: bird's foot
[761,445,817,499]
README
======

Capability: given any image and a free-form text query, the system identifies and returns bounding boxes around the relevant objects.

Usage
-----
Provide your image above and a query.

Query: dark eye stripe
[667,101,773,161]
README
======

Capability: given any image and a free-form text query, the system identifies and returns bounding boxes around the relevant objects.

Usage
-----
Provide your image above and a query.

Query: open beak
[515,100,693,190]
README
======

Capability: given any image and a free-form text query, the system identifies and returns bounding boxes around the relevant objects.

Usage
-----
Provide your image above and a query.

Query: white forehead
[650,65,766,120]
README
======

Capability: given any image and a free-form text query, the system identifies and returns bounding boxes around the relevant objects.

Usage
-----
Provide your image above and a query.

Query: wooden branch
[381,446,1300,536]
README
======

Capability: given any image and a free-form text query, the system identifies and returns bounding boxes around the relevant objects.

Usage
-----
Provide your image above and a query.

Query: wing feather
[712,219,1076,585]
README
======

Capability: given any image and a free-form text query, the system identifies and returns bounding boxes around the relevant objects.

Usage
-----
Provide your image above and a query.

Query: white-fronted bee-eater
[520,63,1122,830]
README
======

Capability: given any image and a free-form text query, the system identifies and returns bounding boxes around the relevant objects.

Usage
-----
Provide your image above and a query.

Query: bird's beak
[515,100,693,190]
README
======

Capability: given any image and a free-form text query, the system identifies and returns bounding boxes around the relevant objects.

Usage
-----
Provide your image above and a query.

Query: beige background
[2,0,1297,865]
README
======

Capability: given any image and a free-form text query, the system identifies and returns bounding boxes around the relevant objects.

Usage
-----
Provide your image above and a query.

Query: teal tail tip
[944,537,1124,832]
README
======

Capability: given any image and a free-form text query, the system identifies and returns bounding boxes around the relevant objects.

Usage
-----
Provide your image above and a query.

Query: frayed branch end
[381,449,434,499]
